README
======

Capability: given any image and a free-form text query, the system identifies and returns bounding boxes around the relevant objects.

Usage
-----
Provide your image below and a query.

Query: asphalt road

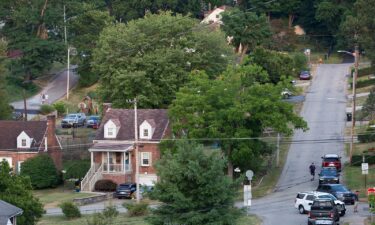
[11,66,78,116]
[248,64,369,225]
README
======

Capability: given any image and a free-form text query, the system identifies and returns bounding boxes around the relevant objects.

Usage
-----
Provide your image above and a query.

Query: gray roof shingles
[0,121,47,151]
[0,200,23,225]
[95,109,169,141]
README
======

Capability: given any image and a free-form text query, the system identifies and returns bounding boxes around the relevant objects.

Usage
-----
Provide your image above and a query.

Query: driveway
[11,66,78,118]
[247,64,370,224]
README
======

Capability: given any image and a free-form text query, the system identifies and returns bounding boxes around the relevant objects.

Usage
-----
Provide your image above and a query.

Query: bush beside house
[60,202,81,219]
[20,154,60,189]
[94,179,117,192]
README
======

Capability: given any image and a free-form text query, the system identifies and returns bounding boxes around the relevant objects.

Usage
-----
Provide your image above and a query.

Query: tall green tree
[279,0,302,28]
[0,0,65,81]
[0,161,44,225]
[93,11,233,108]
[362,88,375,121]
[169,67,307,176]
[221,8,272,63]
[69,8,113,86]
[148,141,242,225]
[0,40,12,119]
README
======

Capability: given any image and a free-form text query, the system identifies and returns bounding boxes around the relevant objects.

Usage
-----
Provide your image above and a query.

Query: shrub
[94,179,117,192]
[356,66,375,77]
[52,102,66,115]
[357,127,375,143]
[123,202,149,217]
[63,160,90,180]
[352,154,375,166]
[39,104,55,115]
[356,78,375,88]
[102,205,119,219]
[20,154,60,189]
[60,202,81,219]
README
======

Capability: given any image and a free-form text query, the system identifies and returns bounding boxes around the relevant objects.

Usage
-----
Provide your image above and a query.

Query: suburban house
[0,200,23,225]
[81,107,169,192]
[0,115,62,172]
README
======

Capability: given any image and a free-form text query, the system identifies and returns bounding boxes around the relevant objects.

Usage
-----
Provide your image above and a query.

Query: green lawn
[37,214,260,225]
[344,165,375,199]
[33,186,99,209]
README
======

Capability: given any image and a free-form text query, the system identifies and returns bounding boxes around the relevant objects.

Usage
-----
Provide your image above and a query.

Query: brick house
[81,108,169,191]
[0,115,62,172]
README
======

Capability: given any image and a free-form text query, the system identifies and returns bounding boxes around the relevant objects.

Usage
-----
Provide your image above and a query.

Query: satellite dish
[245,170,254,181]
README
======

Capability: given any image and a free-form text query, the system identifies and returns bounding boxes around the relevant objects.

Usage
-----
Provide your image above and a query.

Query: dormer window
[140,120,155,139]
[143,129,149,137]
[108,128,114,136]
[17,131,31,149]
[104,119,120,139]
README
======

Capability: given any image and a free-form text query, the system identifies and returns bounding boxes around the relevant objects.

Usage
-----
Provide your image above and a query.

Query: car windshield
[324,158,339,162]
[119,184,131,188]
[331,185,348,192]
[67,115,76,118]
[321,169,337,176]
[319,194,337,200]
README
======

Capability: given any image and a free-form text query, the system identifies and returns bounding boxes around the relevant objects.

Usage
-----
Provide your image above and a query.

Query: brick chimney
[46,115,62,170]
[102,103,112,117]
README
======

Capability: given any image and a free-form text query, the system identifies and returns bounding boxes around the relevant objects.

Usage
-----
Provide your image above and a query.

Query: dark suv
[115,183,136,199]
[316,184,356,205]
[321,154,341,171]
[319,167,340,184]
[308,199,340,225]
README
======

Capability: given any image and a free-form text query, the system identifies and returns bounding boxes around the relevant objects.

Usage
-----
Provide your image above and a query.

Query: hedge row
[356,78,375,88]
[354,66,375,77]
[351,154,375,166]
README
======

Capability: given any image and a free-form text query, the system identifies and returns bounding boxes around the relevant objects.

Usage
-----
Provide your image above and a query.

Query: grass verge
[37,214,261,225]
[344,165,375,199]
[33,186,99,209]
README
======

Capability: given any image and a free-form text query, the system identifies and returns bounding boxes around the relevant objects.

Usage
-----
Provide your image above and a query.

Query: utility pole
[67,47,70,100]
[133,97,140,203]
[64,5,67,44]
[276,133,280,167]
[349,44,359,164]
[23,89,27,121]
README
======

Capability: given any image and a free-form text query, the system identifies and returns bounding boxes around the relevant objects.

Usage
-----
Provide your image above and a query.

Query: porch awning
[89,143,133,152]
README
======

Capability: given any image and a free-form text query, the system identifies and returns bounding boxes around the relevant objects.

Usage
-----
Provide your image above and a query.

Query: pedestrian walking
[309,162,316,181]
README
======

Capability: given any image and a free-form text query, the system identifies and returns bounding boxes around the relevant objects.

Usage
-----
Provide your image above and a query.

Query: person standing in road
[309,162,316,181]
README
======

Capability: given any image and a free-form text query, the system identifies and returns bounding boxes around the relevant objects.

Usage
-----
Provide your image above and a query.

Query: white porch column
[123,152,126,172]
[107,151,110,173]
[91,152,94,167]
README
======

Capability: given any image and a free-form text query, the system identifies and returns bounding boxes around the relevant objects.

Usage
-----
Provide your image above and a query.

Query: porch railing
[81,163,99,192]
[102,163,132,173]
[88,164,103,192]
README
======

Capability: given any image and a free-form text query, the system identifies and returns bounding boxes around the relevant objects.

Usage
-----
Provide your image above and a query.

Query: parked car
[321,154,342,171]
[12,111,23,121]
[316,184,356,205]
[115,183,136,199]
[295,191,346,216]
[307,199,340,225]
[319,167,340,184]
[61,113,86,128]
[86,115,100,129]
[299,71,311,80]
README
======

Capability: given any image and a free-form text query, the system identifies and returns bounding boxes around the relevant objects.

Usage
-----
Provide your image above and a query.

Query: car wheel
[340,211,345,216]
[351,200,355,205]
[299,205,305,214]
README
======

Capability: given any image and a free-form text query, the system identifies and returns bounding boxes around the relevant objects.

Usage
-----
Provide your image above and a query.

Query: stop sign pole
[244,170,254,216]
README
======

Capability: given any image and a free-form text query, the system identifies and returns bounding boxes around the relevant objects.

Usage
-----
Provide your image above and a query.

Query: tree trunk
[37,0,49,39]
[288,13,294,29]
[238,44,249,64]
[227,147,233,178]
[267,12,271,22]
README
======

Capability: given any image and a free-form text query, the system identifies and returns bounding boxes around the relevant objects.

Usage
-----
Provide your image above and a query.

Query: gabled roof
[0,200,23,225]
[95,109,169,141]
[0,121,47,151]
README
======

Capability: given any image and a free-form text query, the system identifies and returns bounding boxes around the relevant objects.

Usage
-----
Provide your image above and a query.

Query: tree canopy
[169,66,307,175]
[148,141,241,225]
[0,40,12,119]
[221,8,272,63]
[93,11,234,108]
[0,161,44,225]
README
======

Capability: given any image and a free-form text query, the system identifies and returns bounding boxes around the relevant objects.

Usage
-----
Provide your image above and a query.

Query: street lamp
[338,45,359,164]
[127,98,140,203]
[66,46,76,100]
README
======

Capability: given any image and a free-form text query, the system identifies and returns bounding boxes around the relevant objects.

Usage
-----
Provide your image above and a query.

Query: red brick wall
[102,173,133,184]
[0,151,38,170]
